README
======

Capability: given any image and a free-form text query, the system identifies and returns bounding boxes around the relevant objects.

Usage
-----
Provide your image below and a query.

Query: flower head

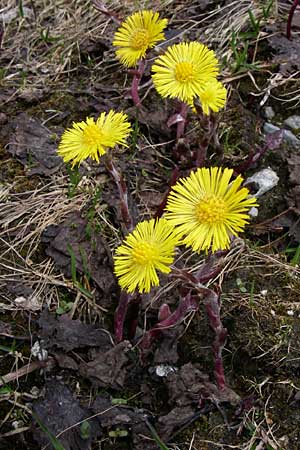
[114,218,178,293]
[165,167,257,253]
[113,10,168,67]
[58,111,132,166]
[196,79,227,115]
[151,42,219,104]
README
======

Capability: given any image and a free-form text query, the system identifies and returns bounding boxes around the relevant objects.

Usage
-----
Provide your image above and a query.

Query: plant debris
[8,113,62,175]
[33,381,101,450]
[38,310,113,352]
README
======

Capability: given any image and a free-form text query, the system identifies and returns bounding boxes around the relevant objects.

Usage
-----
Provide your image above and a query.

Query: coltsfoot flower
[113,10,168,67]
[197,79,227,115]
[151,41,219,104]
[165,167,258,253]
[114,218,179,293]
[58,111,132,166]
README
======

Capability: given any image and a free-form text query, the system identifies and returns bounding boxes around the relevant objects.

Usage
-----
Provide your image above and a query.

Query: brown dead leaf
[38,310,113,352]
[165,363,240,407]
[8,113,62,175]
[33,380,101,450]
[79,340,131,389]
[42,211,115,296]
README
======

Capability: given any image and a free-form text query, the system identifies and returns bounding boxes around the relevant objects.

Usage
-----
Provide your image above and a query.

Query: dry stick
[0,358,56,387]
[92,0,122,24]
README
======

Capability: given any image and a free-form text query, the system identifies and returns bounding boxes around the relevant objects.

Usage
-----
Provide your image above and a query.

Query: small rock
[249,207,258,218]
[282,129,300,146]
[284,115,300,131]
[263,123,300,147]
[154,365,177,377]
[263,122,280,134]
[262,106,275,120]
[245,168,279,197]
[0,6,33,23]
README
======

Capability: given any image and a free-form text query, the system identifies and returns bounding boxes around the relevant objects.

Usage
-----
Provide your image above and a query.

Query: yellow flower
[114,218,178,293]
[197,79,227,115]
[152,42,219,104]
[113,10,168,68]
[165,167,258,253]
[58,111,132,166]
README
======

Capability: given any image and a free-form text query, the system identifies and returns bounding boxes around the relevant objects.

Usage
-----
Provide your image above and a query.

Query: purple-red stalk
[104,155,134,231]
[203,291,227,390]
[130,60,146,107]
[104,155,135,342]
[172,267,227,391]
[114,291,131,343]
[138,292,199,355]
[234,130,283,176]
[287,0,300,40]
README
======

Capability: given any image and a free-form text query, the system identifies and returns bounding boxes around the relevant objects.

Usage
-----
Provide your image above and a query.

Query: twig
[0,358,56,387]
[92,0,122,25]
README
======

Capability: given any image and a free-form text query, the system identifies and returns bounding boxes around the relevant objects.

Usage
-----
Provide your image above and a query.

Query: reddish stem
[176,102,189,140]
[114,291,131,343]
[172,267,227,391]
[130,60,146,107]
[104,155,134,231]
[138,293,199,354]
[287,0,300,40]
[203,291,227,390]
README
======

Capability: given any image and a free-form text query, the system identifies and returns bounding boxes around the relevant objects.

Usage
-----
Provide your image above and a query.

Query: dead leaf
[33,380,101,450]
[79,341,132,389]
[42,211,115,296]
[8,113,62,175]
[165,363,240,407]
[38,310,113,352]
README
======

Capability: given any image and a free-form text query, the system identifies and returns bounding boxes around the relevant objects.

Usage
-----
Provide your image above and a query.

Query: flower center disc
[174,62,195,82]
[82,124,103,146]
[132,242,159,265]
[196,195,227,225]
[130,29,149,50]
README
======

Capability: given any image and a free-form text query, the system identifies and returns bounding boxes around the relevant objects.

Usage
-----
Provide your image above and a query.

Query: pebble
[244,168,279,197]
[263,122,280,134]
[284,115,300,131]
[154,365,177,377]
[262,106,275,120]
[263,122,300,146]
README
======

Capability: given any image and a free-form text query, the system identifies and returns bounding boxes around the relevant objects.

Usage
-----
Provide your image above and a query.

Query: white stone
[244,168,279,197]
[155,365,177,377]
[284,115,300,131]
